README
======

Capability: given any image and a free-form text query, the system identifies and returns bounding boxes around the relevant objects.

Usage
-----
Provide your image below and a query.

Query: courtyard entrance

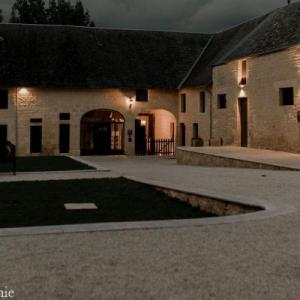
[81,109,125,156]
[135,109,176,156]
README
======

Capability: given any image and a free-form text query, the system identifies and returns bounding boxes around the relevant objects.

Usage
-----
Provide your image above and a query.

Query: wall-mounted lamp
[141,120,146,126]
[239,77,247,89]
[129,97,134,109]
[18,87,29,96]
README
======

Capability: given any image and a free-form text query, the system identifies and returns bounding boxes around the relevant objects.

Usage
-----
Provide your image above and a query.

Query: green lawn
[0,178,214,228]
[0,156,94,172]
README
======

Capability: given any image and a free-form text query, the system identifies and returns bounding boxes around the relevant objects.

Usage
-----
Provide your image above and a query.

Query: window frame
[0,90,8,110]
[181,94,186,113]
[200,92,206,113]
[279,87,294,106]
[136,89,149,102]
[218,94,227,109]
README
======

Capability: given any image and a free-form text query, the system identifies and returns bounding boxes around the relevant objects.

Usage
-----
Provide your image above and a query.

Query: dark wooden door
[0,125,7,158]
[0,125,7,144]
[30,126,42,153]
[239,98,248,147]
[94,123,111,155]
[59,124,70,153]
[135,120,146,155]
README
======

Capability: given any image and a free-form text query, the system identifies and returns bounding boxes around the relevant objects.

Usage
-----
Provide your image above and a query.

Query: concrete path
[0,156,299,299]
[178,146,300,170]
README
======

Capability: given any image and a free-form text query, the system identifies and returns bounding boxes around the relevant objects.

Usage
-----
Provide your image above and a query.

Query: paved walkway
[0,156,299,299]
[179,146,300,170]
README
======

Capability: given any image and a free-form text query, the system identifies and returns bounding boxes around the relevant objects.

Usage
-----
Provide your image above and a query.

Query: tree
[0,9,3,23]
[10,0,94,26]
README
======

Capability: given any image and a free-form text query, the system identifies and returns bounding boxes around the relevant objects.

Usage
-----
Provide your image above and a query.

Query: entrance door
[239,98,248,147]
[135,120,146,155]
[94,123,111,155]
[30,126,42,153]
[0,125,7,145]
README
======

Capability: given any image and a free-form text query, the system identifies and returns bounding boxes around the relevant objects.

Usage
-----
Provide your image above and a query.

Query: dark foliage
[0,10,3,23]
[10,0,94,26]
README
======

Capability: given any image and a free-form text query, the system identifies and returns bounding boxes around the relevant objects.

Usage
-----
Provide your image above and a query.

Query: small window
[280,87,294,106]
[200,92,205,113]
[60,113,71,120]
[30,118,42,123]
[180,123,186,146]
[218,94,227,109]
[193,123,199,139]
[0,90,8,109]
[181,94,186,113]
[136,89,148,102]
[240,60,247,86]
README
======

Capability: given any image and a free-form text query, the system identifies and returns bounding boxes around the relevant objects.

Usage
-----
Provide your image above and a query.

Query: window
[240,60,247,86]
[280,87,294,106]
[193,123,199,139]
[180,123,186,146]
[30,118,42,123]
[218,94,227,109]
[30,126,42,153]
[0,90,8,109]
[181,94,186,113]
[59,124,70,153]
[60,113,71,120]
[136,89,148,102]
[200,92,205,113]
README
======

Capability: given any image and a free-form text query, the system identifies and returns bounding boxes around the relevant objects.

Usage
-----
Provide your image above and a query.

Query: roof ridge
[214,9,278,66]
[177,35,215,89]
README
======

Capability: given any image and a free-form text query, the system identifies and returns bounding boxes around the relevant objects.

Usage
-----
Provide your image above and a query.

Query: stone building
[1,2,300,156]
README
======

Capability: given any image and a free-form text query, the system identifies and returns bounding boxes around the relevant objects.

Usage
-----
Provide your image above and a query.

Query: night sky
[0,0,291,33]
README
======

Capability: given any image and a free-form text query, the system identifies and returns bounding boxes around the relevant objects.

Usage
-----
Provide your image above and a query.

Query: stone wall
[1,88,178,156]
[212,45,300,152]
[178,88,211,147]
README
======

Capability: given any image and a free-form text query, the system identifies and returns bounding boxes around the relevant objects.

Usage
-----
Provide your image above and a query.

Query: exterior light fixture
[141,120,146,126]
[129,96,134,109]
[18,88,29,96]
[239,77,247,88]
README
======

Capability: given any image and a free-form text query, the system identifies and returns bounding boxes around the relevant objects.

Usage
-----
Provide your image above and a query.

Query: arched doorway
[81,109,125,155]
[135,109,176,155]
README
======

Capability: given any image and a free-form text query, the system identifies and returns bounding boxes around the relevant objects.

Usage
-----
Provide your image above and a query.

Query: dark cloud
[0,0,289,32]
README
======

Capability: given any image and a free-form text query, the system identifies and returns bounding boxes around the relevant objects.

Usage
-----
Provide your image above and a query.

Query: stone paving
[0,156,299,299]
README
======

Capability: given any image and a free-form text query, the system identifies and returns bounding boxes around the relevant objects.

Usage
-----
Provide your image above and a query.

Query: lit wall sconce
[129,97,134,109]
[18,87,29,96]
[141,120,146,126]
[239,77,247,89]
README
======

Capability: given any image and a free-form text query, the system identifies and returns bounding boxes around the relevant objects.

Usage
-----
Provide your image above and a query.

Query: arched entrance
[81,109,125,155]
[135,109,176,156]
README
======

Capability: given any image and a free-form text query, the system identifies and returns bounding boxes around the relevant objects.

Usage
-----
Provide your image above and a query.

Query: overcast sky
[0,0,291,33]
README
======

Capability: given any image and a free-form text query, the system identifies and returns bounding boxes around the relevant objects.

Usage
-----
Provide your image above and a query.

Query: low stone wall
[176,148,295,171]
[157,187,260,216]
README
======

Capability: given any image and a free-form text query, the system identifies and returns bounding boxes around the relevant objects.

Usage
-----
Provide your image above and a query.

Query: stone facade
[210,45,300,153]
[178,88,211,147]
[2,46,300,156]
[1,88,178,156]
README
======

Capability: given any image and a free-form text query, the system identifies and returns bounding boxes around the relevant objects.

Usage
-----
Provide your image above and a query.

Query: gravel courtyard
[0,156,299,300]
